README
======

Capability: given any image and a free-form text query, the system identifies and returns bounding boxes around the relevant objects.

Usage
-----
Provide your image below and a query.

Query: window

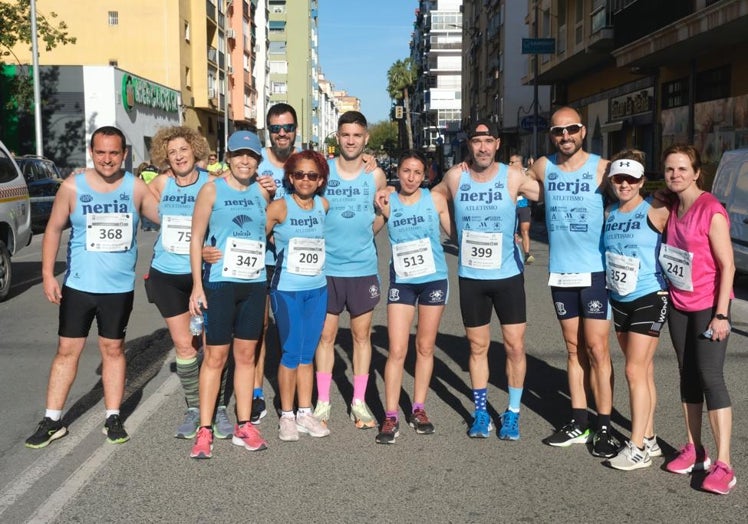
[108,59,118,66]
[661,79,688,110]
[695,66,730,103]
[108,11,118,26]
[272,81,287,94]
[269,61,288,74]
[269,41,287,54]
[185,21,190,42]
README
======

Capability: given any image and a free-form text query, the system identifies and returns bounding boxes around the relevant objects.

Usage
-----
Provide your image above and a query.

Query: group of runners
[23,104,736,494]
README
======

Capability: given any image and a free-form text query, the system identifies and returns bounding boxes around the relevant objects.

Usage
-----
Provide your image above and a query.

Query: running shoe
[543,421,591,447]
[702,461,737,495]
[498,410,520,441]
[313,401,331,426]
[375,416,400,444]
[102,414,130,444]
[468,410,494,438]
[592,426,620,458]
[296,413,330,437]
[250,397,267,425]
[190,427,213,459]
[666,443,711,474]
[350,399,377,429]
[232,422,268,451]
[608,441,652,471]
[25,417,68,449]
[175,408,200,439]
[644,435,662,457]
[278,416,299,442]
[409,408,435,435]
[213,406,234,439]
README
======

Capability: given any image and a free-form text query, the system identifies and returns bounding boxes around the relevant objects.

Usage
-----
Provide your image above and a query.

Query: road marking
[27,372,180,523]
[0,359,179,521]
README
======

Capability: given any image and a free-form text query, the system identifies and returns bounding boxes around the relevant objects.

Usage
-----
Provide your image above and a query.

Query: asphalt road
[0,223,746,523]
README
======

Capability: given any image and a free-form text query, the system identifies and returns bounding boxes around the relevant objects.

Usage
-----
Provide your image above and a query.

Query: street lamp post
[30,0,43,156]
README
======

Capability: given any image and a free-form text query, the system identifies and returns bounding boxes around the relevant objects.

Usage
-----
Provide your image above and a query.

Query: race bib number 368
[86,213,133,251]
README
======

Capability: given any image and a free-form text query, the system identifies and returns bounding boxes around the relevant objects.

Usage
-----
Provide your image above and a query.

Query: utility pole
[30,0,43,156]
[532,1,539,161]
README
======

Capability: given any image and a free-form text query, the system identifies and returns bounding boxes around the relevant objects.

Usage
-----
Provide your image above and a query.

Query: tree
[366,120,398,157]
[0,1,76,113]
[387,58,416,150]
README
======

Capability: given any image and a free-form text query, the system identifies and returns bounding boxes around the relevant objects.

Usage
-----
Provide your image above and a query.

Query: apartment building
[5,0,263,159]
[525,0,748,178]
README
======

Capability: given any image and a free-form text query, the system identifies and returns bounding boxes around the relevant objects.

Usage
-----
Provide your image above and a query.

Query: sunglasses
[268,123,296,134]
[291,171,321,181]
[611,174,642,185]
[549,123,583,137]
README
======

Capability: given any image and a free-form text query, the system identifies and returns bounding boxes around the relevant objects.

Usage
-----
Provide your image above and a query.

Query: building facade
[410,0,463,167]
[525,0,748,180]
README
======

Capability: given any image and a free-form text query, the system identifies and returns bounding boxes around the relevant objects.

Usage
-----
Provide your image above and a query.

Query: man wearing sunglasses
[313,111,388,430]
[527,106,618,458]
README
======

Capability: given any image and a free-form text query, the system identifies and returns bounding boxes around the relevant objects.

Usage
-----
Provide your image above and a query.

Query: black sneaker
[543,421,591,447]
[592,426,620,458]
[25,417,68,449]
[375,416,400,444]
[102,414,130,444]
[409,408,435,435]
[250,397,267,425]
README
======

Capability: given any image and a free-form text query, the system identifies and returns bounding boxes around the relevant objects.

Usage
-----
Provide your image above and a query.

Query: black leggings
[668,305,731,410]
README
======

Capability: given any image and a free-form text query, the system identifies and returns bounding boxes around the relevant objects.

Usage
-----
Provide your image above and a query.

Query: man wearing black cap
[431,119,540,440]
[526,106,618,459]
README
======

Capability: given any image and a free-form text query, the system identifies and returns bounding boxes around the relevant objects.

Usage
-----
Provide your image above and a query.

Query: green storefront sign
[122,74,179,113]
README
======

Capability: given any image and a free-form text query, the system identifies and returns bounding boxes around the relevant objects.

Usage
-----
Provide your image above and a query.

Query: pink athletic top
[665,192,734,312]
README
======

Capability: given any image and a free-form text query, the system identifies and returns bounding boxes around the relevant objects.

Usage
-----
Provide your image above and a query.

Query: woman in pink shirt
[660,144,736,495]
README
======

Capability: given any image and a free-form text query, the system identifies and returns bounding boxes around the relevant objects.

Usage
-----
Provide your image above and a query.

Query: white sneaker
[296,413,330,437]
[313,401,331,425]
[644,435,662,457]
[609,440,652,471]
[278,416,299,442]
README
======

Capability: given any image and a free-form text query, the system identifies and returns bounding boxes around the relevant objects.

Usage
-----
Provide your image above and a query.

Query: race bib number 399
[86,213,133,251]
[222,237,265,280]
[460,230,501,269]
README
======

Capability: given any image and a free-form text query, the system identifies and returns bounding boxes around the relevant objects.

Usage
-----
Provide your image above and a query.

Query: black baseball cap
[467,119,499,139]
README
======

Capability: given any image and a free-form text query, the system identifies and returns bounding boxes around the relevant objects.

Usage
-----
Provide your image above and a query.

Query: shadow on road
[8,261,66,301]
[60,328,173,428]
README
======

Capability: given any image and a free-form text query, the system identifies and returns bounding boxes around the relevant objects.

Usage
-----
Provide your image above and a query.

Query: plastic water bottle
[189,314,204,336]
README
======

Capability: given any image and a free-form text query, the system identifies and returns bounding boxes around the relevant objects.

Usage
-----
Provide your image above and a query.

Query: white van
[0,140,33,301]
[711,149,748,274]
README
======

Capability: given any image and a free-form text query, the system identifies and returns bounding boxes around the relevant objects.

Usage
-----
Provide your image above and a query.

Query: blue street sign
[520,115,548,130]
[522,38,556,54]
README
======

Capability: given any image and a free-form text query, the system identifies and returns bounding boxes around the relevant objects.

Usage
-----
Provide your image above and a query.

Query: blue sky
[317,0,418,124]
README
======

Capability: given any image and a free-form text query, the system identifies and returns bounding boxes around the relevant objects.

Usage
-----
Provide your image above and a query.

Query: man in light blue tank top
[26,126,160,450]
[313,111,388,430]
[251,103,300,424]
[432,120,541,440]
[527,107,618,458]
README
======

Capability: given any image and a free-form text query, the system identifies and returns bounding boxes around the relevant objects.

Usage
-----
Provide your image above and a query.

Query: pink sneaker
[190,427,213,459]
[232,422,268,451]
[666,443,711,474]
[702,461,737,495]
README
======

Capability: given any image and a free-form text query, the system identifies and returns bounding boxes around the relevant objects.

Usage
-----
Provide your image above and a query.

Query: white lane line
[26,372,180,523]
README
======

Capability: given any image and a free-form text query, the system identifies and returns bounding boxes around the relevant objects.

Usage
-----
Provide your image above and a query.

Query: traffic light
[395,105,404,119]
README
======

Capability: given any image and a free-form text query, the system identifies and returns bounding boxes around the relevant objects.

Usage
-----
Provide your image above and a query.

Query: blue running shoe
[498,410,520,440]
[468,410,494,438]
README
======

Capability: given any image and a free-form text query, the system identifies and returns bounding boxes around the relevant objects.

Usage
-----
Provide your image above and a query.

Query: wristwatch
[715,313,729,320]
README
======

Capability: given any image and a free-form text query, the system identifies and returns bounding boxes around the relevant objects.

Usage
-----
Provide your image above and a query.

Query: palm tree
[387,58,416,150]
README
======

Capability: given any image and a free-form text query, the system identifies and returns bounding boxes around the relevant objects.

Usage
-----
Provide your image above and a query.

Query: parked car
[14,155,63,232]
[711,148,748,274]
[0,141,33,301]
